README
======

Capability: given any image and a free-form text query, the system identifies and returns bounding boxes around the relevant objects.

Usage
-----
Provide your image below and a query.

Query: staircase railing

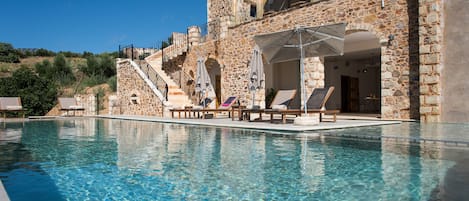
[134,60,168,101]
[167,70,195,102]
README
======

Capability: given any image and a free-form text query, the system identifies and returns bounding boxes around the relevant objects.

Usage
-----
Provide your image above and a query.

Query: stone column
[188,26,202,47]
[257,0,266,18]
[419,0,443,122]
[303,57,325,107]
[219,16,233,39]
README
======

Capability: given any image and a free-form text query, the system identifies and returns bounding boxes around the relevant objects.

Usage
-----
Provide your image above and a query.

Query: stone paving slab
[98,115,401,132]
[0,180,10,201]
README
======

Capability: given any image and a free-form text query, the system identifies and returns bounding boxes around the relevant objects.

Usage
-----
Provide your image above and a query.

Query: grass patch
[78,75,108,92]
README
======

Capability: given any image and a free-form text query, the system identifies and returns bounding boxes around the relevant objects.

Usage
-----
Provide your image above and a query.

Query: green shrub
[0,67,57,116]
[107,76,117,92]
[78,75,108,91]
[80,53,116,78]
[0,42,21,63]
[35,54,75,85]
[0,64,9,73]
[94,87,106,110]
[34,48,56,57]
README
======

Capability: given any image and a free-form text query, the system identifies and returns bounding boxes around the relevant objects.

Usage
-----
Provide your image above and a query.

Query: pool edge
[0,180,11,201]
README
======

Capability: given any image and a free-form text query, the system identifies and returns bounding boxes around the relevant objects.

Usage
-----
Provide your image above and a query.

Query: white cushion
[192,105,203,110]
[6,106,22,110]
[69,105,84,109]
[271,104,287,110]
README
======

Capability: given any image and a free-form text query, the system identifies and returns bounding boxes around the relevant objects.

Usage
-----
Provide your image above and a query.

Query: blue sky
[1,0,207,53]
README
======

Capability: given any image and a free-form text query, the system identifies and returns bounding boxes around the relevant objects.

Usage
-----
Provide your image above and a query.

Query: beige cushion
[6,106,22,110]
[271,104,287,110]
[192,105,203,110]
[69,105,84,109]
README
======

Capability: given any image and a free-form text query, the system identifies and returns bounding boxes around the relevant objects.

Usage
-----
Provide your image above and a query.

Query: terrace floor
[98,114,401,132]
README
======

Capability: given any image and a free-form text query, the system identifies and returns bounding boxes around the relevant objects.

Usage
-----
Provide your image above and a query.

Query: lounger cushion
[221,96,236,107]
[69,105,84,109]
[193,105,203,110]
[6,106,22,110]
[271,104,287,110]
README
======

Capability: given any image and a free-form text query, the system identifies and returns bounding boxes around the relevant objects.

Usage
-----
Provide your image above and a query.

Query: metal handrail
[167,70,195,102]
[137,60,168,101]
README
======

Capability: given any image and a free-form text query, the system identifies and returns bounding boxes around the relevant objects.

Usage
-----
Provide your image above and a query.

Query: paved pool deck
[98,114,402,132]
[0,180,10,201]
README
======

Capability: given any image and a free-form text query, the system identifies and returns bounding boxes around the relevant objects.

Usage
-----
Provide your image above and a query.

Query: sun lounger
[241,89,297,121]
[0,97,26,119]
[265,87,339,123]
[171,96,237,119]
[58,97,84,116]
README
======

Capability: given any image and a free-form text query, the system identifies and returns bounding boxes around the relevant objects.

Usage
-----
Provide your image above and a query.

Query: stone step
[144,49,193,109]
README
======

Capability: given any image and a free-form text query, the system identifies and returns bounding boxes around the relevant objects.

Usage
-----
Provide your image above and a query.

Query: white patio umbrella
[195,57,214,108]
[249,45,264,108]
[254,22,346,114]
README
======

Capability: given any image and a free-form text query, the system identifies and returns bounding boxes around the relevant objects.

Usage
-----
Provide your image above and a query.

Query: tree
[34,54,75,85]
[82,51,94,58]
[35,59,53,77]
[100,54,116,77]
[80,53,116,78]
[58,51,82,58]
[34,48,56,57]
[0,67,57,116]
[0,42,20,63]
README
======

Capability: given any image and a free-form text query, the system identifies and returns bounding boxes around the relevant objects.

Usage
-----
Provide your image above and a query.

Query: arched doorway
[325,31,381,115]
[205,58,222,106]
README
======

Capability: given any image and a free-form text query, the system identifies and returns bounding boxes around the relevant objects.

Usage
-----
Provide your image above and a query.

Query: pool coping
[0,180,10,201]
[98,115,401,132]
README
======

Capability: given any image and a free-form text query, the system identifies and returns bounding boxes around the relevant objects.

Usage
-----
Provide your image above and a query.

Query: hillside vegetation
[0,42,118,116]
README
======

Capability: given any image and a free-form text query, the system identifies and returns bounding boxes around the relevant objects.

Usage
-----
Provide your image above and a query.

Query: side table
[231,105,246,121]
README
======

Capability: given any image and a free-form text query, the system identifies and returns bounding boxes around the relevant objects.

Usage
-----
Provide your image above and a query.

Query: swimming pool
[1,119,468,200]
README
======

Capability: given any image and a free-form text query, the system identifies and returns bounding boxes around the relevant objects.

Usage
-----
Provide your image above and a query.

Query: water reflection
[1,119,468,200]
[110,120,462,200]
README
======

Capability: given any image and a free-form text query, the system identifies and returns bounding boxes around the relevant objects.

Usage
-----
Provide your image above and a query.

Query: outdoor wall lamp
[388,34,395,46]
[381,0,385,9]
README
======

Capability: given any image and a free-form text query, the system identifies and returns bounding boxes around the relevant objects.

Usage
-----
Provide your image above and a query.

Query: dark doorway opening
[341,76,359,112]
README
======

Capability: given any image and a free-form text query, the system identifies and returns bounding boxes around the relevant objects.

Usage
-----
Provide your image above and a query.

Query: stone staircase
[144,41,193,109]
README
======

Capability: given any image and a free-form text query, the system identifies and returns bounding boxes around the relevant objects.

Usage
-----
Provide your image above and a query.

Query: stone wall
[75,94,97,116]
[208,0,233,23]
[418,0,443,122]
[117,60,164,116]
[190,0,416,119]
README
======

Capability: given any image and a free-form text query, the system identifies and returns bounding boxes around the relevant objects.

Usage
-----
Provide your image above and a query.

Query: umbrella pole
[252,91,256,108]
[203,90,206,108]
[299,31,307,115]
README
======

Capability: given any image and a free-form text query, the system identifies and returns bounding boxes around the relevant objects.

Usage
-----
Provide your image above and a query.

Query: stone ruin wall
[191,0,417,119]
[116,60,164,116]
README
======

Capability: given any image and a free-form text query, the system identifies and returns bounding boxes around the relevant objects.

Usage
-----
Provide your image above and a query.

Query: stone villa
[115,0,469,123]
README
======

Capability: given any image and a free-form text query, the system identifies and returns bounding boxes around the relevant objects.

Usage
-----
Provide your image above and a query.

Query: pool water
[1,119,468,200]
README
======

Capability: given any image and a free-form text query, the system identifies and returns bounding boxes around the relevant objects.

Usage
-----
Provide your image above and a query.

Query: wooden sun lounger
[265,109,339,123]
[265,87,339,124]
[58,97,85,116]
[241,89,297,121]
[170,96,237,119]
[0,97,26,119]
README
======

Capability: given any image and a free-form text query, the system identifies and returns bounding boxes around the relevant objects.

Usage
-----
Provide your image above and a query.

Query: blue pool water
[1,119,468,200]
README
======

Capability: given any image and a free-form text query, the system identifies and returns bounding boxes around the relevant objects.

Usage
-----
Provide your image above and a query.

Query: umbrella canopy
[195,57,214,106]
[249,45,265,107]
[249,45,264,91]
[254,23,346,113]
